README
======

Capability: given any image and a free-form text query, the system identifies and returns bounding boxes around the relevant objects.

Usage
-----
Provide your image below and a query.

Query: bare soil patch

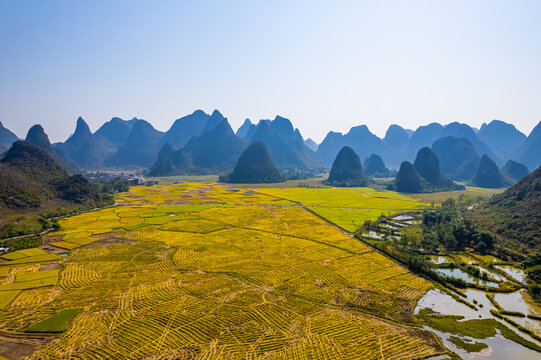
[80,233,135,249]
[39,245,67,255]
[40,263,63,271]
[0,334,55,360]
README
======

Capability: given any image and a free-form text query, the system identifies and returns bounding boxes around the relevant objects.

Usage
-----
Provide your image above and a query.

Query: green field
[0,183,450,359]
[25,309,82,333]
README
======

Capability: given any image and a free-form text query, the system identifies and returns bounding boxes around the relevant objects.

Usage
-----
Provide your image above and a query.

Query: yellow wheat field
[0,183,446,359]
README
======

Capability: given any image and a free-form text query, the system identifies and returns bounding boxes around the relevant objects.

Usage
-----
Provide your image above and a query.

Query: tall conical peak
[26,124,54,153]
[272,115,294,131]
[211,109,225,119]
[75,117,91,134]
[528,121,541,137]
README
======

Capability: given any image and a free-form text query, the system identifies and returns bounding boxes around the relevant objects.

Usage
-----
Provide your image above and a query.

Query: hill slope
[432,136,480,181]
[474,165,541,251]
[477,120,526,155]
[159,110,211,149]
[148,144,191,176]
[105,119,164,167]
[471,155,507,188]
[324,146,369,187]
[249,116,322,170]
[500,160,529,183]
[182,118,248,172]
[0,121,19,148]
[0,141,106,208]
[514,121,541,171]
[413,147,461,191]
[221,141,283,183]
[57,117,117,169]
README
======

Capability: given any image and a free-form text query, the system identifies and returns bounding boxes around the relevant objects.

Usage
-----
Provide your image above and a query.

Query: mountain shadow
[220,141,283,183]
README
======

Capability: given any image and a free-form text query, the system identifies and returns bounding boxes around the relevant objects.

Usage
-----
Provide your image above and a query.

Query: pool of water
[495,265,528,284]
[427,327,541,360]
[59,253,68,257]
[495,290,541,317]
[434,268,499,288]
[415,289,541,359]
[427,255,451,265]
[392,215,414,221]
[361,231,385,239]
[479,267,507,282]
[414,289,479,318]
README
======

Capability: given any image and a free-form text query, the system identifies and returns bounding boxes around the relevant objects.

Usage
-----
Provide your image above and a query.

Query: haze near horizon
[1,0,540,142]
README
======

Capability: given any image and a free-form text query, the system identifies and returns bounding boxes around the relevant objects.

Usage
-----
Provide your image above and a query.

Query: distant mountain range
[1,113,540,182]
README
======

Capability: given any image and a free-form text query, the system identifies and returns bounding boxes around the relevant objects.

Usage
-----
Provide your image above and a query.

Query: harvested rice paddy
[0,183,448,359]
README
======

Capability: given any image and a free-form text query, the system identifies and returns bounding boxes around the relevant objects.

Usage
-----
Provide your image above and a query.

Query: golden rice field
[0,183,446,359]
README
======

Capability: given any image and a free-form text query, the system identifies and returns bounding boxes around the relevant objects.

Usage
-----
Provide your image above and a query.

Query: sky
[1,0,541,143]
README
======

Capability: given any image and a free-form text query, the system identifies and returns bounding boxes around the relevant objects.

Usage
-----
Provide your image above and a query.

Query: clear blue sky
[1,0,540,143]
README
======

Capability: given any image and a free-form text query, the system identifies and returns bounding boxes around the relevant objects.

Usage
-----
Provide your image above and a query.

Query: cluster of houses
[87,172,158,186]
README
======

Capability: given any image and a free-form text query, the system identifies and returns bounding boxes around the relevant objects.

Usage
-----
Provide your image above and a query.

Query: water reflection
[434,268,499,288]
[415,289,541,359]
[495,265,528,284]
[427,256,451,265]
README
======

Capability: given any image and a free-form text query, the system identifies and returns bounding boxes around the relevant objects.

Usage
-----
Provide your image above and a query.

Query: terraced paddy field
[0,183,448,359]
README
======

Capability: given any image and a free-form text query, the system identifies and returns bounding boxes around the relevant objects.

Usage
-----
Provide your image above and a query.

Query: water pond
[391,215,414,221]
[495,265,528,284]
[434,268,499,288]
[427,255,452,265]
[361,231,385,239]
[415,289,541,359]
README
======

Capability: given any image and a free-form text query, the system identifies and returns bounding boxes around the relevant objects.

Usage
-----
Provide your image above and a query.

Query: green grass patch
[15,270,59,283]
[4,254,61,265]
[448,336,488,353]
[309,207,397,232]
[25,309,82,333]
[0,290,21,309]
[1,251,26,260]
[122,223,150,231]
[0,276,58,291]
[144,216,177,225]
[0,267,11,277]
